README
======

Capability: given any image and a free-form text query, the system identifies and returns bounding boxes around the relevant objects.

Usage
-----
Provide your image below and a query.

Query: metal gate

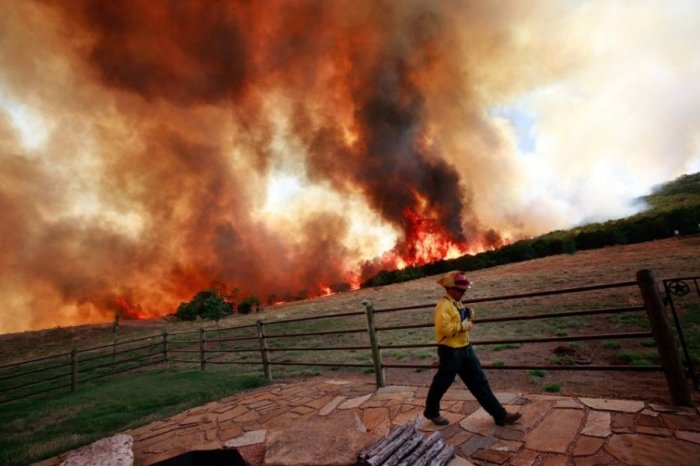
[663,275,700,391]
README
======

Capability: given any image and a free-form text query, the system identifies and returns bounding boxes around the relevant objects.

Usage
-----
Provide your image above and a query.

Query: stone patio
[37,376,700,466]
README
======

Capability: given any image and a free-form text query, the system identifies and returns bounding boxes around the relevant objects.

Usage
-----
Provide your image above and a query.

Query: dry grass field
[1,235,699,404]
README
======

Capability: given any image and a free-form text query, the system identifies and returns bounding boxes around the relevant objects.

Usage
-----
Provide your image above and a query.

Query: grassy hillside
[645,172,700,209]
[2,236,698,371]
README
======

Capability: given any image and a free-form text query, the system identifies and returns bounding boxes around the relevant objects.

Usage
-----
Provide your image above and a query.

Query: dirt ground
[318,354,700,406]
[386,364,682,404]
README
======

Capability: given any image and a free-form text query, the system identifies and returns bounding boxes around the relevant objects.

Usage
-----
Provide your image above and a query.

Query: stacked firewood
[357,420,454,466]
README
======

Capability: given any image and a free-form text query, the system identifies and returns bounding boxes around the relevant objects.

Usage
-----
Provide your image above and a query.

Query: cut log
[382,431,423,466]
[429,442,455,466]
[359,422,412,462]
[366,424,417,466]
[412,438,445,466]
[395,431,441,466]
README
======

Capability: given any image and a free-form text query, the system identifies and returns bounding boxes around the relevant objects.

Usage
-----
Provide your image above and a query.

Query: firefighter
[424,270,522,426]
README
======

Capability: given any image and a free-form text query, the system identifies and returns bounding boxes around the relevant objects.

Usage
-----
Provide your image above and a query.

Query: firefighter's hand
[461,320,474,332]
[466,307,475,320]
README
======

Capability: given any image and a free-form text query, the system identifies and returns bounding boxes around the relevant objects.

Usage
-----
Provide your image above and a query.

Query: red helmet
[437,270,472,290]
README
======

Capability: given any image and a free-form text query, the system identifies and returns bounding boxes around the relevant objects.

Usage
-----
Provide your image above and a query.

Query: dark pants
[424,345,506,422]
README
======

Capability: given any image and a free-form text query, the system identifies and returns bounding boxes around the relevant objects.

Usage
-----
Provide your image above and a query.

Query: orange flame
[399,208,470,267]
[115,297,151,320]
[355,208,475,285]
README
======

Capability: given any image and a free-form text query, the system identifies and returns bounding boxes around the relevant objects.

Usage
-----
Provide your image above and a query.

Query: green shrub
[237,295,261,314]
[493,343,522,351]
[550,355,576,365]
[617,351,651,365]
[528,369,546,378]
[575,229,625,250]
[532,237,576,256]
[544,382,561,393]
[175,301,199,321]
[608,313,649,328]
[603,341,621,350]
[201,296,232,322]
[175,290,232,322]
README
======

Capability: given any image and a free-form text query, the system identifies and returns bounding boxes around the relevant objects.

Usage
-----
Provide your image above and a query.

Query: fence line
[1,270,697,406]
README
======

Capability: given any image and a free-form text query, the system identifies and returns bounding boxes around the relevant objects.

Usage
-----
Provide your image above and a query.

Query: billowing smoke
[1,0,698,334]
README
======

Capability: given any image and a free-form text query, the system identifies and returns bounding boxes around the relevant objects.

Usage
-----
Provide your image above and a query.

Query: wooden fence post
[162,330,169,369]
[70,348,78,392]
[362,300,386,387]
[112,314,119,373]
[636,269,693,406]
[257,319,271,380]
[199,328,206,371]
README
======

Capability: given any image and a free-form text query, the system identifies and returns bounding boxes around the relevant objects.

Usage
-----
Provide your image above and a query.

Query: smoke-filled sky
[1,0,698,334]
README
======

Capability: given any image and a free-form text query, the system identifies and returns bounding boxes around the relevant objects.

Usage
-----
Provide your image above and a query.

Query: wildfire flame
[115,297,151,321]
[400,208,470,267]
[356,208,480,283]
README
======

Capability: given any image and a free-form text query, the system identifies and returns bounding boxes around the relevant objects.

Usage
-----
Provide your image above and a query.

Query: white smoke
[450,0,700,235]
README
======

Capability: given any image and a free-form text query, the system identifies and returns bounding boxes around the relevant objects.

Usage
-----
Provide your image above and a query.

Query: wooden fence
[0,269,696,406]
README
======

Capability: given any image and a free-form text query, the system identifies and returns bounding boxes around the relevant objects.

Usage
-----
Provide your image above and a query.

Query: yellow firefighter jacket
[434,295,475,348]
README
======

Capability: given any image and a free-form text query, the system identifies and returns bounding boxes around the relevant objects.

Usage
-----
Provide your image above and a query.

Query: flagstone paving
[37,376,700,466]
